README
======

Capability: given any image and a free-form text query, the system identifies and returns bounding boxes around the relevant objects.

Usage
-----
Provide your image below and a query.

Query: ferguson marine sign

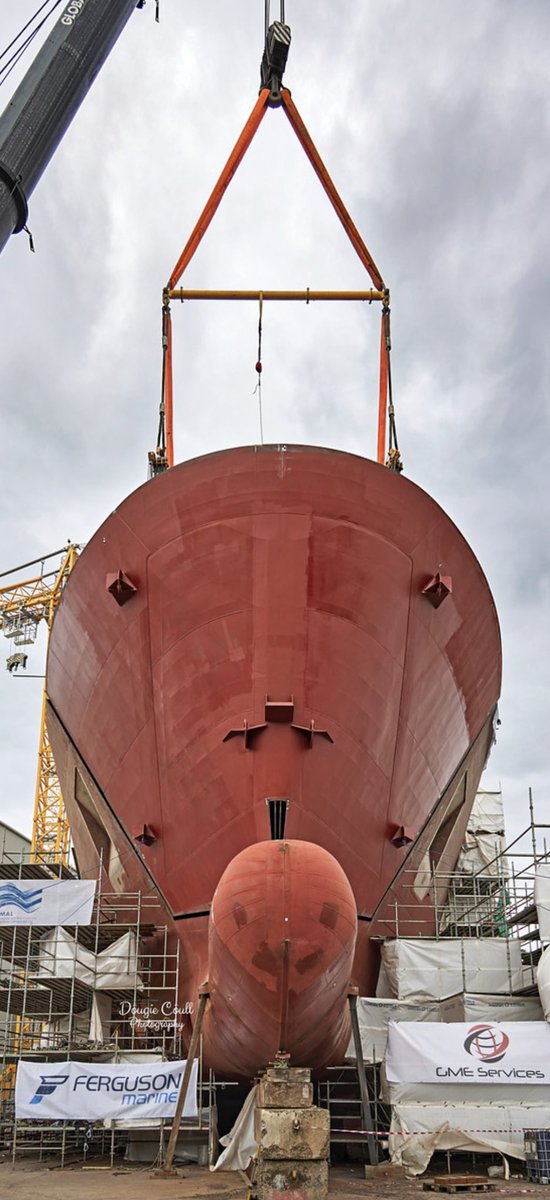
[15,1059,198,1121]
[386,1021,550,1084]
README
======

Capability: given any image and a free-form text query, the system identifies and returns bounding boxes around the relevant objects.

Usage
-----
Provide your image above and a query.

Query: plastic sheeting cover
[537,944,550,1020]
[37,926,142,991]
[456,833,506,877]
[345,997,440,1062]
[453,790,506,877]
[211,1086,257,1172]
[439,992,543,1023]
[535,866,550,943]
[468,791,505,834]
[383,1076,550,1105]
[381,938,522,1000]
[39,994,112,1048]
[390,1102,550,1175]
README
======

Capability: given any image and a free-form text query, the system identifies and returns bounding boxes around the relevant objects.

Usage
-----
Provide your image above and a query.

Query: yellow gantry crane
[0,544,80,867]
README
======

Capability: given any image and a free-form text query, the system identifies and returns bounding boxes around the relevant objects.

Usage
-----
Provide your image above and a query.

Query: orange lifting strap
[163,85,390,468]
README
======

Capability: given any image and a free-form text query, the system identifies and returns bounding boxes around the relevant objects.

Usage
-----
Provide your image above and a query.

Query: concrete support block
[256,1157,328,1200]
[255,1106,330,1160]
[257,1067,313,1109]
[257,1079,314,1108]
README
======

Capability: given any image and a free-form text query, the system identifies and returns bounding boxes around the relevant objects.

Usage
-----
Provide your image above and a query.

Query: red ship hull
[46,445,501,1077]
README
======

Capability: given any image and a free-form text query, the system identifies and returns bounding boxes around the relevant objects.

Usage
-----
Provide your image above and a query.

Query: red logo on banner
[463,1024,510,1063]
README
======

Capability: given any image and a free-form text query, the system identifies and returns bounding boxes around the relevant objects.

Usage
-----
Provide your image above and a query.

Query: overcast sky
[0,1,548,858]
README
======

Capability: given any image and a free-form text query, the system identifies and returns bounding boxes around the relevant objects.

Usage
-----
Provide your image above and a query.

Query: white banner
[386,1020,550,1085]
[0,879,95,926]
[15,1058,198,1121]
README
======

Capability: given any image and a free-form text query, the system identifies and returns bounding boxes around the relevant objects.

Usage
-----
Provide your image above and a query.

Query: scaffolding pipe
[348,992,378,1165]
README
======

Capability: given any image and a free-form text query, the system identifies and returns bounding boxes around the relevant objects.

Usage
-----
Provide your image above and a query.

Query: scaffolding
[3,792,549,1169]
[317,791,550,1165]
[0,845,225,1168]
[370,818,550,994]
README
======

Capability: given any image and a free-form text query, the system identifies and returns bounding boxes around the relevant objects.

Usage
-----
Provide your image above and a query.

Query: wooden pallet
[423,1176,498,1194]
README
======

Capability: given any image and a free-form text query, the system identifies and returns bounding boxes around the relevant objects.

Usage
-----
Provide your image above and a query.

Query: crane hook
[261,3,291,106]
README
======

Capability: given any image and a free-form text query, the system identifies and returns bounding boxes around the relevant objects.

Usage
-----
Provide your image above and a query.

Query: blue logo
[30,1074,69,1105]
[0,884,43,912]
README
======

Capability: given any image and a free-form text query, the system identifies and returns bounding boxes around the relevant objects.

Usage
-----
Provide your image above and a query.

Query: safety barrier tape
[333,1127,535,1137]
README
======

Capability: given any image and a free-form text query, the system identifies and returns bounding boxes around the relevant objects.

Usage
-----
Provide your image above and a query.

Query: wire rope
[254,293,264,444]
[0,1,63,89]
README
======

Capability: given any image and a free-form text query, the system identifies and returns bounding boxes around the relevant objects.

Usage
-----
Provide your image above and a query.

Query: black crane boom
[0,0,141,255]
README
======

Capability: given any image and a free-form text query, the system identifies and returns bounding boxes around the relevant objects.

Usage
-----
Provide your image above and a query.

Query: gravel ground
[0,1161,545,1200]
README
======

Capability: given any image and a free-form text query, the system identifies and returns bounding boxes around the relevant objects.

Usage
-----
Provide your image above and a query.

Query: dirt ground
[0,1162,544,1200]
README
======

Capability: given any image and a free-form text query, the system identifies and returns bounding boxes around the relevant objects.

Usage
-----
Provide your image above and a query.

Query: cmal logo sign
[463,1024,510,1063]
[0,884,43,912]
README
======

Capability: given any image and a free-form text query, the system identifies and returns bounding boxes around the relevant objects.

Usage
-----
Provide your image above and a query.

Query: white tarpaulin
[345,997,441,1062]
[38,1011,92,1049]
[15,1058,198,1121]
[455,792,505,877]
[382,1076,550,1105]
[0,879,95,926]
[439,992,543,1023]
[389,1102,550,1175]
[469,791,506,834]
[381,938,522,1000]
[535,867,550,943]
[37,927,142,991]
[386,1020,550,1084]
[39,995,112,1049]
[537,944,550,1020]
[89,993,113,1042]
[450,791,506,878]
[456,834,506,876]
[211,1086,257,1172]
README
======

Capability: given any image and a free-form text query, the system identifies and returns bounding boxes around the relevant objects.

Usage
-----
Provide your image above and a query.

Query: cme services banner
[15,1059,198,1121]
[0,879,95,926]
[386,1020,550,1084]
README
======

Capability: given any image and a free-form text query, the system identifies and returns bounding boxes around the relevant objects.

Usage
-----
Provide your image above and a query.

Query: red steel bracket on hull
[223,694,334,750]
[422,572,453,609]
[390,825,415,848]
[134,823,157,847]
[291,721,334,748]
[105,570,137,606]
[223,719,268,749]
[265,695,294,722]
